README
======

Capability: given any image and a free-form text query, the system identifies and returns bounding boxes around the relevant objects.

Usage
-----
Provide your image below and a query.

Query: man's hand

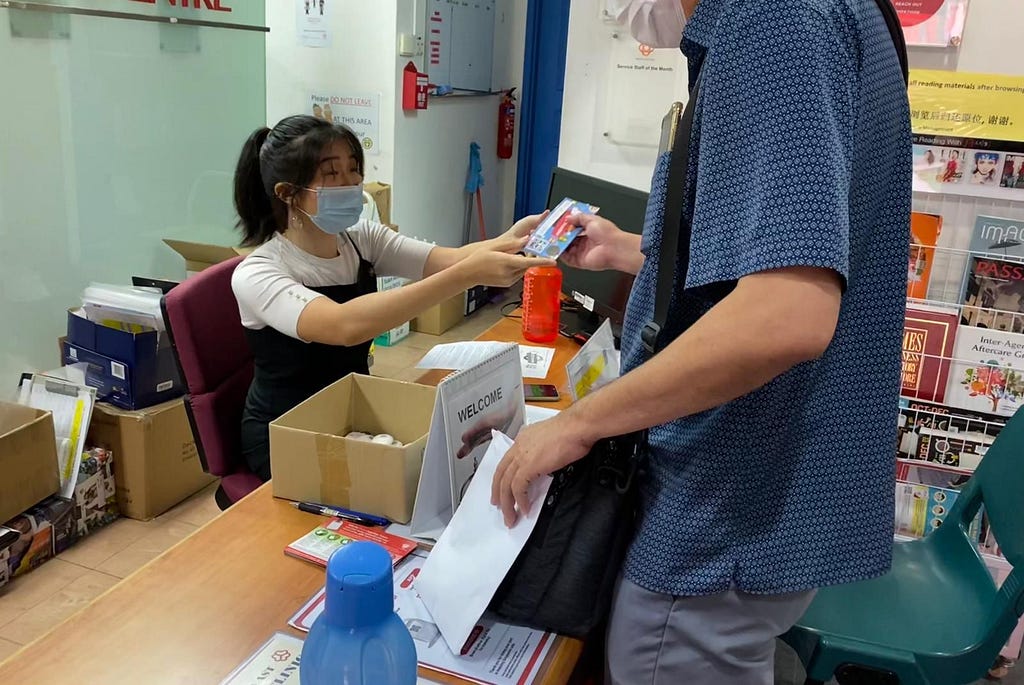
[562,214,644,275]
[491,413,594,528]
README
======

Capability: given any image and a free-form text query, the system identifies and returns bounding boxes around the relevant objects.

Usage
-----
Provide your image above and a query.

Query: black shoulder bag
[488,0,908,639]
[486,80,703,638]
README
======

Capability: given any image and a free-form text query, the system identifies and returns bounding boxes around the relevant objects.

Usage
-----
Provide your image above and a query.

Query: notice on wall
[308,92,381,156]
[296,0,331,48]
[895,0,969,48]
[602,33,688,149]
[909,69,1024,201]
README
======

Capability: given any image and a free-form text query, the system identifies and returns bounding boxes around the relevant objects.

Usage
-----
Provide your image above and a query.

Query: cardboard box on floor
[412,293,464,336]
[163,239,253,277]
[86,399,215,520]
[0,403,61,525]
[270,374,435,524]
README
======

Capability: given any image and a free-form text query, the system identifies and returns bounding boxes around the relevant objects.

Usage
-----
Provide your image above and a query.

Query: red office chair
[161,256,262,509]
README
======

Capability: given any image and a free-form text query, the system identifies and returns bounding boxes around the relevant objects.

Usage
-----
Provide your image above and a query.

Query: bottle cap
[324,541,394,627]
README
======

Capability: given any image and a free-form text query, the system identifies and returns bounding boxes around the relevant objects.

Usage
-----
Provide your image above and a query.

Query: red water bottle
[522,266,562,343]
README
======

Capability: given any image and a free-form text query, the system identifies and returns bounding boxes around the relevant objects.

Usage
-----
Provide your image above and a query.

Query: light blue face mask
[299,183,364,235]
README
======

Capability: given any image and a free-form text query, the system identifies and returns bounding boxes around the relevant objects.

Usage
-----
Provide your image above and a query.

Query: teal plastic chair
[782,407,1024,685]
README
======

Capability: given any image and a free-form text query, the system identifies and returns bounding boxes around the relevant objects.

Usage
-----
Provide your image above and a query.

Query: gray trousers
[606,577,816,685]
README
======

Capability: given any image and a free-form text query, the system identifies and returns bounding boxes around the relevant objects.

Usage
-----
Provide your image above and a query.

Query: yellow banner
[909,69,1024,142]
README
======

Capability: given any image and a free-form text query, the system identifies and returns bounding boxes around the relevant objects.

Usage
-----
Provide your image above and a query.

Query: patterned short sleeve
[685,3,858,291]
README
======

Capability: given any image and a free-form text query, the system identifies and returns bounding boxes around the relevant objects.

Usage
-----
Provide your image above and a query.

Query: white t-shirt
[231,221,433,340]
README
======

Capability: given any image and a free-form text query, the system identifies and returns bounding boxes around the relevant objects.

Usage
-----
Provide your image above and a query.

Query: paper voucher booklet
[285,518,418,567]
[409,343,525,540]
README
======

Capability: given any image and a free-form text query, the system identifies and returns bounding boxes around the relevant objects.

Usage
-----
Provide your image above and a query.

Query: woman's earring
[290,213,302,229]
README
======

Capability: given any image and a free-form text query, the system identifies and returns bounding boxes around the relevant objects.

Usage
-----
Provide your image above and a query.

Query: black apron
[240,234,377,481]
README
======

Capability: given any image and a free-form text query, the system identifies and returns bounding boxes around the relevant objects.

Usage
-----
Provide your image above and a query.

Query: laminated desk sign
[523,198,599,259]
[409,344,525,540]
[219,632,302,685]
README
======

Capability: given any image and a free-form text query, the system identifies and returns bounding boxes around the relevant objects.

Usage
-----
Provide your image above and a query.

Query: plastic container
[522,266,562,343]
[299,541,417,685]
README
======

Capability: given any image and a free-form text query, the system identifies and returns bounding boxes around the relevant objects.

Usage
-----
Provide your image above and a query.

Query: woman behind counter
[231,114,551,481]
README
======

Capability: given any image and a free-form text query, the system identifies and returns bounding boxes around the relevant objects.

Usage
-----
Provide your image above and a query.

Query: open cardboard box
[269,374,436,524]
[163,239,253,277]
[0,403,61,525]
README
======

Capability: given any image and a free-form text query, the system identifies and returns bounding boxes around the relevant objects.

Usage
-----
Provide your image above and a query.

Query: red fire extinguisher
[497,88,516,159]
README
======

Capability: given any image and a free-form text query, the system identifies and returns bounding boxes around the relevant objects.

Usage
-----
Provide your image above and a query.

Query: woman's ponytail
[233,127,276,247]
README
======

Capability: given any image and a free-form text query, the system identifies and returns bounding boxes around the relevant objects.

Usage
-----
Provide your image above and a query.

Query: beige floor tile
[0,637,22,661]
[0,570,119,645]
[0,560,90,619]
[95,519,198,579]
[57,517,157,570]
[163,482,222,528]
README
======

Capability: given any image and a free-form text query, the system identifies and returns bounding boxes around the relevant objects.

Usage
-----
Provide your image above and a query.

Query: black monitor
[545,167,649,339]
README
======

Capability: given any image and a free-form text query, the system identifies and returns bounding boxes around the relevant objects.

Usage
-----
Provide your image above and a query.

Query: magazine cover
[901,305,958,402]
[945,326,1024,416]
[523,197,599,259]
[897,0,969,48]
[907,212,943,299]
[959,255,1024,332]
[894,482,960,538]
[897,397,1005,463]
[969,215,1024,259]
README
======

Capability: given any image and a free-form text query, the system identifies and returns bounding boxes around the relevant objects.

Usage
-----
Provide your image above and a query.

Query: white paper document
[17,370,96,498]
[518,346,555,379]
[414,432,553,654]
[417,342,556,380]
[289,550,554,685]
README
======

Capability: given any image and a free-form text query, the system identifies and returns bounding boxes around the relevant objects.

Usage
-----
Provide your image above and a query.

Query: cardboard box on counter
[86,399,215,520]
[270,374,435,524]
[411,293,464,336]
[0,402,61,525]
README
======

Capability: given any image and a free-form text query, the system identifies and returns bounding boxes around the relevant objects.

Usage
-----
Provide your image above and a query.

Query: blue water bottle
[300,541,418,685]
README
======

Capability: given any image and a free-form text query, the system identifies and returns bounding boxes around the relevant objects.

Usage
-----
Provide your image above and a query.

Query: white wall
[557,2,689,192]
[265,0,527,247]
[391,0,527,246]
[265,1,398,184]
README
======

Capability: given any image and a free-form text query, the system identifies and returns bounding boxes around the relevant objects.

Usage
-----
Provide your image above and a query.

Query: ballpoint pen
[291,501,390,527]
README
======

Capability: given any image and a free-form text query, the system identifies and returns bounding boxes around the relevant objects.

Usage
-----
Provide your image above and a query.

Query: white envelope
[414,430,552,654]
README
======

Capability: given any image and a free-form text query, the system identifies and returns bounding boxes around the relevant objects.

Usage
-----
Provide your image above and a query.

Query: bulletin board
[425,0,495,92]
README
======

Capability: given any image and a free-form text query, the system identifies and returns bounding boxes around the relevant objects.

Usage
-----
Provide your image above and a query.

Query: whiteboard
[426,0,495,92]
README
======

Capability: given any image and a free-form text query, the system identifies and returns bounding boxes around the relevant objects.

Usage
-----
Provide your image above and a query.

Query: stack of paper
[17,367,96,499]
[80,283,164,335]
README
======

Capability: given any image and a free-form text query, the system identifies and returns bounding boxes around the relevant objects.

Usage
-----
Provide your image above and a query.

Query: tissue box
[0,496,76,589]
[72,447,119,537]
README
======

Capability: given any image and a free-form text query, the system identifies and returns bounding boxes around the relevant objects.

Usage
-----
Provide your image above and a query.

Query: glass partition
[0,0,267,382]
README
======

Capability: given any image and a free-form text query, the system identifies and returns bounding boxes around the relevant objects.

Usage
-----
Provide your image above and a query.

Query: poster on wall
[309,92,381,156]
[600,32,688,150]
[297,0,331,48]
[895,0,969,48]
[910,69,1024,201]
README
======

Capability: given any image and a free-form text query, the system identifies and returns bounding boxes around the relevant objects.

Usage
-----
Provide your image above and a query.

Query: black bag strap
[640,0,908,358]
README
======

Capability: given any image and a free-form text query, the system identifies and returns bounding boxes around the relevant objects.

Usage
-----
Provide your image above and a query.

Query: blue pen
[293,500,391,527]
